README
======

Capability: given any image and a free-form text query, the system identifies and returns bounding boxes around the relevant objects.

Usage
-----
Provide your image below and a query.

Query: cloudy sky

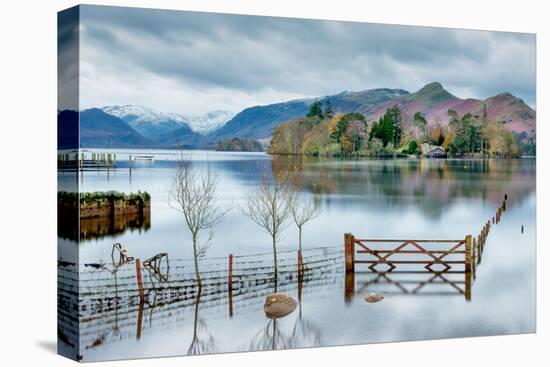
[77,5,536,115]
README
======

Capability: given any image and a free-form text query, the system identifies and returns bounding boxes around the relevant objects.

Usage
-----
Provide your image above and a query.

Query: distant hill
[368,82,535,136]
[470,92,535,136]
[101,105,234,142]
[79,108,153,148]
[268,82,536,158]
[158,123,205,149]
[205,88,409,144]
[75,82,535,149]
[183,110,236,134]
[369,82,480,126]
[102,105,189,142]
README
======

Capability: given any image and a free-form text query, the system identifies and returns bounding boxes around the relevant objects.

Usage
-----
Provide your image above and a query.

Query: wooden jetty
[58,150,117,171]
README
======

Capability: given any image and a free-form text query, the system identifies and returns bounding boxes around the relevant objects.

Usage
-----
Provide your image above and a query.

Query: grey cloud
[78,5,536,114]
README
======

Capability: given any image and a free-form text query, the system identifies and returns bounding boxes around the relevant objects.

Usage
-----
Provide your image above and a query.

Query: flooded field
[57,150,536,361]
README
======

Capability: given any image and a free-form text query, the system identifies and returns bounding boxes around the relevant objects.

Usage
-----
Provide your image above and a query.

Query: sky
[72,5,536,115]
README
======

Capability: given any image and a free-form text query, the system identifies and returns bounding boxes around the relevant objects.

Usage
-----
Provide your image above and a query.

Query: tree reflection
[248,280,323,351]
[270,156,535,219]
[188,288,217,355]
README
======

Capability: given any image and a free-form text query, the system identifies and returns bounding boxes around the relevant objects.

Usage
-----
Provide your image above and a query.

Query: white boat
[131,155,155,161]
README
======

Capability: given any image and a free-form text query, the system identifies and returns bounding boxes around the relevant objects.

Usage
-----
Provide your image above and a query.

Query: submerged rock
[364,293,384,303]
[264,293,297,319]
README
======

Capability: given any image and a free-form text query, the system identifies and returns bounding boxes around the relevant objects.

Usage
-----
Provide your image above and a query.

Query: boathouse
[422,143,446,158]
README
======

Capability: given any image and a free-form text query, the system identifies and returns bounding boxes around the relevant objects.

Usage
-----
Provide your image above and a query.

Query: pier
[57,150,117,171]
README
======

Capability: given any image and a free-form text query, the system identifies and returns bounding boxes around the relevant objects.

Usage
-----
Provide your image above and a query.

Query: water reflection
[353,270,470,298]
[270,157,535,219]
[247,282,323,351]
[57,246,341,360]
[56,152,535,361]
[58,211,150,241]
[188,288,217,355]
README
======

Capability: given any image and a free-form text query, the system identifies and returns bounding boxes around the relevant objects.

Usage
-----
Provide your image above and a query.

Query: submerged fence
[58,245,343,350]
[58,194,511,355]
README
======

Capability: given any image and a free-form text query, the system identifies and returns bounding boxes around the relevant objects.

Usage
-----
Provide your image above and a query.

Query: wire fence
[58,246,343,316]
[58,246,344,350]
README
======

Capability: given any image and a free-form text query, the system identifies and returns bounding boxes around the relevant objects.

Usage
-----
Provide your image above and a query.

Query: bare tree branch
[242,167,294,290]
[167,153,229,285]
[289,191,320,253]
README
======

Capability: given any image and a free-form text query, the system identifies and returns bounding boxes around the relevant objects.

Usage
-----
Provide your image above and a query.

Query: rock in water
[264,293,297,319]
[365,293,384,303]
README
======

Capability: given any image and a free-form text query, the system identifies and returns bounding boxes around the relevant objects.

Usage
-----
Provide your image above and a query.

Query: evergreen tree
[413,111,428,141]
[381,114,393,147]
[389,105,403,146]
[373,105,403,147]
[307,101,324,119]
[448,109,460,130]
[324,99,334,118]
[449,112,483,155]
[369,121,380,141]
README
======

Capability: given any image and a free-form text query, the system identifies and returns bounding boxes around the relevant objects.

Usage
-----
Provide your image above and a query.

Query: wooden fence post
[136,300,144,340]
[135,258,145,304]
[477,234,482,264]
[228,254,233,291]
[465,235,472,301]
[344,233,355,274]
[228,254,233,318]
[472,238,476,280]
[465,235,472,273]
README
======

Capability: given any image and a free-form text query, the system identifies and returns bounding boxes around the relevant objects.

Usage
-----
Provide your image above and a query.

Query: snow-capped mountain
[102,105,187,126]
[101,105,234,140]
[183,110,236,134]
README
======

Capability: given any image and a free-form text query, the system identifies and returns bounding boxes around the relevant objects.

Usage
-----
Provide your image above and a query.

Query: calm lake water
[57,149,536,362]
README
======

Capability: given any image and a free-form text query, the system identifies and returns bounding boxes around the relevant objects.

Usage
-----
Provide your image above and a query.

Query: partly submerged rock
[364,293,384,303]
[264,293,297,319]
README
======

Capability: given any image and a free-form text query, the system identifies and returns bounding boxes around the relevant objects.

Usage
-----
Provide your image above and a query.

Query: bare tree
[289,193,320,253]
[243,169,294,287]
[168,158,227,286]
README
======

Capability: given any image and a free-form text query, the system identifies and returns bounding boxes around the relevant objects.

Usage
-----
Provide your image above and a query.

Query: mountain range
[66,82,536,149]
[367,82,536,136]
[102,105,234,140]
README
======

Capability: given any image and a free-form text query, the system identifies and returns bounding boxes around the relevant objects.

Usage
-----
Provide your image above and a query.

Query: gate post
[344,233,355,274]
